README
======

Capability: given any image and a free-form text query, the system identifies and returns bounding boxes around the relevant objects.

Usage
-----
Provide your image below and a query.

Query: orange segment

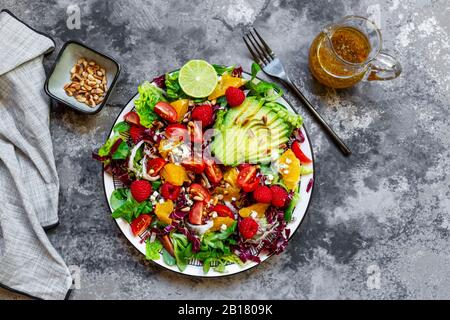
[278,149,301,191]
[208,74,247,100]
[223,167,240,188]
[161,163,188,186]
[214,186,241,202]
[210,216,235,232]
[158,139,182,159]
[239,203,270,218]
[170,99,189,122]
[155,200,174,224]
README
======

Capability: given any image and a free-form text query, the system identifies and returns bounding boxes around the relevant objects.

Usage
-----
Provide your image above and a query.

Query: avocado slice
[211,97,303,166]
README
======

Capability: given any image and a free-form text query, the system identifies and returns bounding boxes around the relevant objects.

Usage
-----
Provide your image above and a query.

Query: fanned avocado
[211,97,303,166]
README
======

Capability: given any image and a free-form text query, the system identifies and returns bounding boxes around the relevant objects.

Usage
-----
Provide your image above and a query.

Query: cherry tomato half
[237,164,260,192]
[211,204,234,219]
[205,159,223,185]
[147,157,167,176]
[189,183,211,203]
[154,101,178,123]
[237,164,257,187]
[181,157,205,174]
[130,214,152,236]
[189,201,204,225]
[241,176,260,192]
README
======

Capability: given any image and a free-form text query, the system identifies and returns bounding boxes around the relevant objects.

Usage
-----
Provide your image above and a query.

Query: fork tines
[243,28,275,66]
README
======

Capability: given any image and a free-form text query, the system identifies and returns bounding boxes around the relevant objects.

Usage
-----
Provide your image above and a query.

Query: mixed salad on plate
[94,60,313,273]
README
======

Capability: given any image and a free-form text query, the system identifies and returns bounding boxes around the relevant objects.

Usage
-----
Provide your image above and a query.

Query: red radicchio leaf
[178,227,200,252]
[151,74,166,89]
[306,178,314,193]
[143,128,164,144]
[92,152,109,162]
[169,210,189,220]
[104,159,132,186]
[293,128,305,143]
[110,138,124,155]
[231,66,243,78]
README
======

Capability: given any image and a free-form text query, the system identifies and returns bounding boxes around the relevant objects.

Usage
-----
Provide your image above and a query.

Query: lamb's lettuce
[170,233,193,272]
[162,248,176,266]
[151,180,162,191]
[246,62,283,102]
[110,188,152,223]
[194,222,242,273]
[251,62,261,80]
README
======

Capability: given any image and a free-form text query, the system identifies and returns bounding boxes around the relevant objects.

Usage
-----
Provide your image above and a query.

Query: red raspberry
[191,104,214,128]
[129,125,145,144]
[270,185,288,208]
[160,182,181,201]
[225,87,245,107]
[253,185,272,203]
[239,217,259,239]
[130,180,152,202]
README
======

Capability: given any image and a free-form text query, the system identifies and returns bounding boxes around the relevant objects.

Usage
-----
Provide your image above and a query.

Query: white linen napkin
[0,9,73,300]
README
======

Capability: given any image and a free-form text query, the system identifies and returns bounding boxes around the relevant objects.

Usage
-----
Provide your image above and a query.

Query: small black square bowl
[44,40,120,114]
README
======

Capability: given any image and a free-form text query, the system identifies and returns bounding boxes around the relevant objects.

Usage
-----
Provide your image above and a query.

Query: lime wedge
[178,60,218,98]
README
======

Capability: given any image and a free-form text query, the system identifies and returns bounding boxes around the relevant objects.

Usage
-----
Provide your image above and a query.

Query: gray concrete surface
[0,0,449,299]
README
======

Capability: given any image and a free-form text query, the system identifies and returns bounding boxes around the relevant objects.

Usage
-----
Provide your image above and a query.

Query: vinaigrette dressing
[309,26,371,88]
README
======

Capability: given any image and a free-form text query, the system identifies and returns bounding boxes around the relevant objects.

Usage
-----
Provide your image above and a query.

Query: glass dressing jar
[309,15,402,88]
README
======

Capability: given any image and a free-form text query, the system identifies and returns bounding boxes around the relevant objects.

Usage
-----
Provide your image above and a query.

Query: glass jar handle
[365,52,402,81]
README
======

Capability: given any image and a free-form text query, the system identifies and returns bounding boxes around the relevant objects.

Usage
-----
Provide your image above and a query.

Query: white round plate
[103,71,315,277]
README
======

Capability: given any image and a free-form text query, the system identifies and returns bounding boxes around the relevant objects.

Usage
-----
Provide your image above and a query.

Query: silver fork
[243,28,351,156]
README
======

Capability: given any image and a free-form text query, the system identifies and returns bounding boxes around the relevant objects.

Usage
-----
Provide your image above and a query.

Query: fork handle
[284,79,352,156]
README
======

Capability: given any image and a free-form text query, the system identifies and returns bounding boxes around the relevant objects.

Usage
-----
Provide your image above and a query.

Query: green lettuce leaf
[146,239,163,260]
[111,200,135,222]
[113,121,130,133]
[111,140,130,160]
[98,121,131,157]
[110,188,130,210]
[98,133,120,157]
[165,71,185,100]
[134,81,166,127]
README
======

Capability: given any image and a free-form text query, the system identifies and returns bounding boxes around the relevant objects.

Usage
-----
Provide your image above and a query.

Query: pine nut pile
[63,58,107,107]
